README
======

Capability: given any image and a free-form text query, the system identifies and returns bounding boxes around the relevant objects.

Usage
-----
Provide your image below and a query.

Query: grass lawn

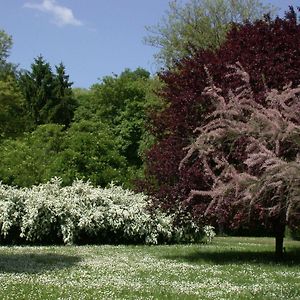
[0,237,299,299]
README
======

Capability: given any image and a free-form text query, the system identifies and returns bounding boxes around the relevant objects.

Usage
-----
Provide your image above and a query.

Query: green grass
[0,237,300,299]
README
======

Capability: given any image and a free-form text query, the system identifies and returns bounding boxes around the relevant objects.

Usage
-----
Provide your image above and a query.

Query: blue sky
[0,1,298,88]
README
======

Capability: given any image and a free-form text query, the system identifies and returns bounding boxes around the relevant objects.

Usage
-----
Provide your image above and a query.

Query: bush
[0,178,208,245]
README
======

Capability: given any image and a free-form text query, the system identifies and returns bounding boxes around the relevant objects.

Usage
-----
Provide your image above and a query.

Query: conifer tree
[48,63,77,126]
[20,56,76,127]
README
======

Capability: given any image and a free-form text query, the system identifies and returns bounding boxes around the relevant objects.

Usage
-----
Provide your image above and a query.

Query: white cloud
[24,0,83,27]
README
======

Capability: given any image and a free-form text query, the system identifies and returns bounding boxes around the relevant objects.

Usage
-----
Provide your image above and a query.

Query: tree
[48,63,77,126]
[141,8,300,236]
[0,29,12,67]
[0,29,18,80]
[51,120,128,187]
[0,121,127,188]
[144,0,275,67]
[0,67,160,188]
[74,68,163,186]
[0,124,65,187]
[180,63,300,257]
[0,29,30,138]
[20,56,53,125]
[0,76,29,139]
[19,56,77,127]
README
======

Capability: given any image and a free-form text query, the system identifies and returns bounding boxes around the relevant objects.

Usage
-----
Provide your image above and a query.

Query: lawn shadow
[163,248,300,266]
[0,252,82,274]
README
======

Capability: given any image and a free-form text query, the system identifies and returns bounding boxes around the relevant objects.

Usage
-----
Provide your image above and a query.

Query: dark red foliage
[141,8,300,228]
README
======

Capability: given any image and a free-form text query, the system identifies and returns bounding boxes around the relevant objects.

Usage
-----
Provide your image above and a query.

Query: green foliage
[0,121,128,188]
[89,69,157,158]
[144,0,275,66]
[0,62,164,188]
[0,29,12,67]
[74,68,164,185]
[0,30,29,140]
[0,124,65,187]
[0,28,17,81]
[0,28,161,189]
[0,179,204,245]
[51,120,127,187]
[19,56,77,127]
[0,76,29,139]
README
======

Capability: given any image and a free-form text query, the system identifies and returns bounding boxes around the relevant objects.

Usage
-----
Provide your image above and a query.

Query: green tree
[0,29,30,138]
[0,28,17,80]
[20,56,54,125]
[0,67,162,188]
[74,68,163,184]
[89,68,150,124]
[0,76,28,139]
[0,121,127,188]
[46,63,77,126]
[144,0,275,67]
[51,120,127,187]
[0,124,65,187]
[95,68,151,166]
[19,56,77,127]
[0,29,12,67]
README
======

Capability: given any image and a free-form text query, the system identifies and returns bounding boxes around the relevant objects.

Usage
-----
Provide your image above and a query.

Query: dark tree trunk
[274,223,285,259]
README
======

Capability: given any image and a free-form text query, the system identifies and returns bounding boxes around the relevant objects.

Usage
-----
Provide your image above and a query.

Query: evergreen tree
[48,63,77,126]
[20,56,77,127]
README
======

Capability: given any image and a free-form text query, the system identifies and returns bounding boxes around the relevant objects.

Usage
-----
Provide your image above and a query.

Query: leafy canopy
[75,68,164,184]
[144,0,275,67]
[0,29,12,67]
[141,7,300,229]
[0,76,28,139]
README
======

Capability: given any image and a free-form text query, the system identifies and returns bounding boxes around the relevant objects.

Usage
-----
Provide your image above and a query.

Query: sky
[0,0,299,88]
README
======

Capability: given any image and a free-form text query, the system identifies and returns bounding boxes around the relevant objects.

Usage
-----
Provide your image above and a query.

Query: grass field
[0,237,299,299]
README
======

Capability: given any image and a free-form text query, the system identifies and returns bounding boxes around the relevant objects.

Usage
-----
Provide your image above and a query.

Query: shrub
[203,225,216,244]
[0,179,205,245]
[0,183,25,243]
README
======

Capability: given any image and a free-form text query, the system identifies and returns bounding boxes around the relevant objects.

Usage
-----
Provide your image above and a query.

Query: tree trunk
[275,223,285,259]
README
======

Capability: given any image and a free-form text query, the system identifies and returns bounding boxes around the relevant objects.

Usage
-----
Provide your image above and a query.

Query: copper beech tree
[180,63,300,257]
[141,7,300,244]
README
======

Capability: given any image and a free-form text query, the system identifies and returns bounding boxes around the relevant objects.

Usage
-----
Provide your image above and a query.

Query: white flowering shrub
[0,179,205,245]
[202,225,216,243]
[168,209,205,243]
[0,183,25,241]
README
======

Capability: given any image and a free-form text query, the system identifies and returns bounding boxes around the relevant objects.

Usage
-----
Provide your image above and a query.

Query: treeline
[0,46,162,188]
[0,0,275,190]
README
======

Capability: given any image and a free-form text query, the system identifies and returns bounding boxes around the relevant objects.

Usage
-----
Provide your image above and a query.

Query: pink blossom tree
[180,63,300,257]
